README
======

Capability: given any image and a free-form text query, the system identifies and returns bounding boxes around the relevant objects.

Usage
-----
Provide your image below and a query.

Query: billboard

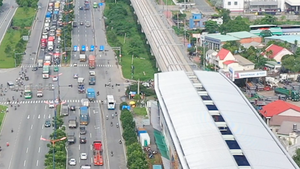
[237,71,267,79]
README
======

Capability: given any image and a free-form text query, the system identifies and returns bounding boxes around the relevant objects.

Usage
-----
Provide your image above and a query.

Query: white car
[80,153,87,160]
[53,76,58,82]
[73,74,78,79]
[48,100,55,108]
[69,158,76,166]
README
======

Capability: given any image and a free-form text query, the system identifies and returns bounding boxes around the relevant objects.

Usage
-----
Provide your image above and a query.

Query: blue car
[73,45,77,52]
[81,45,86,51]
[90,45,94,52]
[99,45,104,51]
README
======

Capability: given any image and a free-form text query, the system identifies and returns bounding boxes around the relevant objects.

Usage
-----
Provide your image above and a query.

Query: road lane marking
[39,147,41,153]
[36,160,39,166]
[44,114,46,119]
[79,145,80,150]
[45,105,47,109]
[28,136,31,141]
[27,115,30,119]
[31,125,33,129]
[38,114,40,119]
[48,114,51,118]
[90,145,92,150]
[26,148,28,153]
[42,125,44,129]
[23,160,26,166]
[90,133,92,138]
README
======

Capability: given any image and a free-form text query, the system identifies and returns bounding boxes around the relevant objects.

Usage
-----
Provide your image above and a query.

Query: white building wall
[223,0,244,12]
[274,50,293,62]
[279,109,300,117]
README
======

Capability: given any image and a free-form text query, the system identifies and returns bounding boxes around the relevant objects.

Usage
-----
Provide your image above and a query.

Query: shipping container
[139,133,150,147]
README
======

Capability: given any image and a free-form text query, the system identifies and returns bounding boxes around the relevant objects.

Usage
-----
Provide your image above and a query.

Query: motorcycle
[119,140,122,144]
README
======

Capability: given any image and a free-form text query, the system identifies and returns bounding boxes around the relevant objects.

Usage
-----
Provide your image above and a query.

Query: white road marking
[44,114,46,119]
[36,160,39,166]
[26,147,28,153]
[48,114,51,118]
[27,115,30,119]
[28,136,31,141]
[79,145,80,150]
[38,114,40,119]
[31,125,33,129]
[23,160,26,166]
[90,133,92,138]
[38,147,41,153]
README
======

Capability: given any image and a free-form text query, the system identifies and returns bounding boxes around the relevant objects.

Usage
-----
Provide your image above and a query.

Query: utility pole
[137,79,140,97]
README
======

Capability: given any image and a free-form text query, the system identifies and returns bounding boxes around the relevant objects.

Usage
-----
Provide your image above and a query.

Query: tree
[282,55,300,73]
[204,20,218,33]
[219,16,249,33]
[0,0,3,6]
[219,9,231,23]
[254,15,278,25]
[222,41,240,54]
[293,148,300,166]
[122,127,137,145]
[4,45,12,56]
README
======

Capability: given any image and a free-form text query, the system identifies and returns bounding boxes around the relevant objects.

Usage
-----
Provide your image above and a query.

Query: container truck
[86,88,96,101]
[24,85,32,99]
[93,141,103,166]
[80,107,89,125]
[47,41,54,51]
[88,55,96,69]
[274,87,300,101]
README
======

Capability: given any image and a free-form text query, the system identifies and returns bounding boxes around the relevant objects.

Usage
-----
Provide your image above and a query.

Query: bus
[107,95,116,110]
[93,2,97,8]
[249,24,277,30]
[42,63,51,79]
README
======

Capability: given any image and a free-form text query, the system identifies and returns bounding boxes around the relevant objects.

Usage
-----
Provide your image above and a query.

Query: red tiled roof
[217,48,230,60]
[223,60,237,65]
[259,100,300,118]
[264,44,284,59]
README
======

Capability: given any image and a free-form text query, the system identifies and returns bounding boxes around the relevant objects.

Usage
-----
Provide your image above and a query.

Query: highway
[131,0,192,72]
[67,0,127,168]
[0,0,18,45]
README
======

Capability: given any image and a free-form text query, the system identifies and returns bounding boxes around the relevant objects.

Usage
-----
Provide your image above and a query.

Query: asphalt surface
[0,0,17,45]
[66,0,127,169]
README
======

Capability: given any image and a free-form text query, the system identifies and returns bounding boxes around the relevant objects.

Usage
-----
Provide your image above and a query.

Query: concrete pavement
[0,0,18,45]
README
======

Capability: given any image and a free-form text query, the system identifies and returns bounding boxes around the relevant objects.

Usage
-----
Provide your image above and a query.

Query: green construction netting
[154,130,169,159]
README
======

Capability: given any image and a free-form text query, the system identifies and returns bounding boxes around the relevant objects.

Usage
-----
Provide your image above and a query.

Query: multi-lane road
[0,0,126,169]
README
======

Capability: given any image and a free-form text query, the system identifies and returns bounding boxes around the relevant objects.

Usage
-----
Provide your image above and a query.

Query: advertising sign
[228,66,235,81]
[237,71,267,79]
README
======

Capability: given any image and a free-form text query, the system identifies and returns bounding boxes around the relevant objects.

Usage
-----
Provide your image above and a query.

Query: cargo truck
[80,54,87,62]
[88,55,96,69]
[78,77,85,93]
[81,98,90,107]
[37,59,43,68]
[68,132,75,144]
[274,87,300,101]
[84,1,90,10]
[86,88,96,101]
[80,107,89,125]
[41,38,47,49]
[47,41,54,51]
[68,116,77,128]
[93,141,103,165]
[44,55,52,65]
[36,83,43,97]
[61,103,70,116]
[46,12,52,19]
[24,85,32,99]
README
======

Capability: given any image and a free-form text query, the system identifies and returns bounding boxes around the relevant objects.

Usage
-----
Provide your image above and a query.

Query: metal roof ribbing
[195,71,299,169]
[154,71,238,169]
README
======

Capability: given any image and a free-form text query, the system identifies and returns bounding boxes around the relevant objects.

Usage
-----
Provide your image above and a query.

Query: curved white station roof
[154,71,299,169]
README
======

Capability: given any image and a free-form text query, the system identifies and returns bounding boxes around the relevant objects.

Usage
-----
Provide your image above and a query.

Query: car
[53,76,58,82]
[85,21,90,27]
[80,21,84,25]
[68,158,76,166]
[48,100,55,108]
[80,153,87,160]
[44,119,51,127]
[80,136,86,144]
[70,105,76,111]
[73,74,78,79]
[32,67,38,71]
[79,6,83,10]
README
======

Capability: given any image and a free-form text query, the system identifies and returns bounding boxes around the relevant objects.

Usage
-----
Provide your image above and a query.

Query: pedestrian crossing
[0,99,104,105]
[20,64,114,68]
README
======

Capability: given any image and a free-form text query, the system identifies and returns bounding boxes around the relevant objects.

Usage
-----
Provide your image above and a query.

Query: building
[263,44,293,62]
[285,0,300,12]
[207,48,236,69]
[265,35,300,47]
[246,0,279,12]
[154,71,299,169]
[204,32,262,50]
[188,13,207,29]
[223,0,244,12]
[277,121,300,146]
[259,100,300,129]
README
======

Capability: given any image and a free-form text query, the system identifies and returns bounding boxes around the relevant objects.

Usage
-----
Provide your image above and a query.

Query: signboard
[228,66,235,81]
[22,36,29,41]
[237,71,267,79]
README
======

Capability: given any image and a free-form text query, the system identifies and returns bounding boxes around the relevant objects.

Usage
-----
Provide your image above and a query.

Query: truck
[36,83,43,97]
[41,38,47,49]
[81,165,91,169]
[44,55,52,65]
[88,55,96,69]
[274,87,300,101]
[61,103,70,116]
[81,98,90,107]
[84,1,90,10]
[93,141,103,166]
[24,85,32,99]
[68,116,77,128]
[86,88,96,101]
[42,63,51,79]
[67,132,75,144]
[80,107,89,125]
[46,12,52,19]
[78,77,85,93]
[80,54,87,62]
[37,59,43,68]
[47,41,54,51]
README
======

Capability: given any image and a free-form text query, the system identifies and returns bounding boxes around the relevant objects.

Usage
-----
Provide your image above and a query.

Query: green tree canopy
[254,15,278,25]
[204,20,219,33]
[281,54,300,73]
[219,16,250,33]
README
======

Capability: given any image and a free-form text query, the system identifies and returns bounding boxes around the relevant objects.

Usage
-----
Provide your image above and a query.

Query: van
[72,21,77,27]
[7,81,14,88]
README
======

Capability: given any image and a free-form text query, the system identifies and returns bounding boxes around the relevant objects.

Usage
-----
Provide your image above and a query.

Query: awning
[154,130,169,159]
[265,63,275,68]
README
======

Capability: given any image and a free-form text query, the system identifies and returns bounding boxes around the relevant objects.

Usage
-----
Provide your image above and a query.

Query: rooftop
[265,35,300,45]
[227,31,259,39]
[205,33,239,42]
[260,100,300,118]
[278,121,300,135]
[155,71,298,169]
[233,54,254,66]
